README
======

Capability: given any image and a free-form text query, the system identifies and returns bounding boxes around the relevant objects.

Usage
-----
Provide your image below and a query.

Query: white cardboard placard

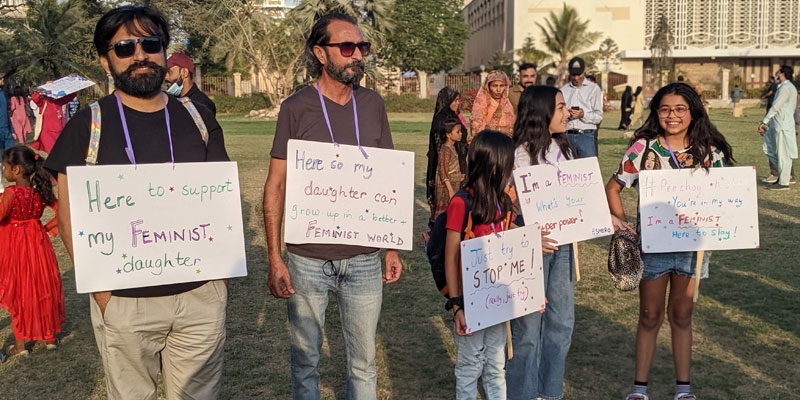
[66,162,247,293]
[36,75,95,99]
[639,167,760,253]
[284,139,414,250]
[513,157,614,244]
[460,225,545,333]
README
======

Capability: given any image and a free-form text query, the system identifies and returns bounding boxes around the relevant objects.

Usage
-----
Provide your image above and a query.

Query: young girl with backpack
[505,85,574,400]
[605,83,733,400]
[444,130,516,399]
[0,145,63,358]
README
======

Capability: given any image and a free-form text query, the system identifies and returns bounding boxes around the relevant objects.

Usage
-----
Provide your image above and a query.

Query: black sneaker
[767,183,790,191]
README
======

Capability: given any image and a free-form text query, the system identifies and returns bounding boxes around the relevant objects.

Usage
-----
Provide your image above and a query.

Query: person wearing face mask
[165,52,216,116]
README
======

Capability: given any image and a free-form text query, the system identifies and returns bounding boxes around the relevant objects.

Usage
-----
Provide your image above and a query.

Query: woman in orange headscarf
[469,71,516,140]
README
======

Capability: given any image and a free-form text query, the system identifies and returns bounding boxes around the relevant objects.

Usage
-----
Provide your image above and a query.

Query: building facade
[462,0,800,97]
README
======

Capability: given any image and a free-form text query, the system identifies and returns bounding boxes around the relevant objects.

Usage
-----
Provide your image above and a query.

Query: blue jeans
[286,251,383,400]
[506,244,575,400]
[566,130,597,158]
[454,323,507,400]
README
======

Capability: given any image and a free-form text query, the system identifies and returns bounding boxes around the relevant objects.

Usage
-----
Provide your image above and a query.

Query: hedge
[213,93,271,114]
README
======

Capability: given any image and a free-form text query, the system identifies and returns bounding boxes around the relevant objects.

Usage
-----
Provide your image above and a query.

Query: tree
[383,0,468,74]
[0,0,104,87]
[536,4,600,86]
[487,51,514,78]
[596,37,619,72]
[650,15,674,86]
[191,0,307,105]
[516,36,549,68]
[291,0,395,47]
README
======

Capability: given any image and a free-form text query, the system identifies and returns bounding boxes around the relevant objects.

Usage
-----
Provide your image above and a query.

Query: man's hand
[267,258,295,299]
[757,123,767,135]
[569,108,584,119]
[93,291,112,318]
[382,250,403,283]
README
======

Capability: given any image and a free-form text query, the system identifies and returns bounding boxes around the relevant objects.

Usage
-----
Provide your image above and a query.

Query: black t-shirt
[185,84,216,117]
[271,85,393,260]
[45,93,229,297]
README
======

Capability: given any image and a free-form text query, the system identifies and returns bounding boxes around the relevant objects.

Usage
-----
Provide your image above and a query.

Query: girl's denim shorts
[641,251,711,281]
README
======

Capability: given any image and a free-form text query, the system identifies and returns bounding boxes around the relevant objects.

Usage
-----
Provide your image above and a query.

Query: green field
[1,108,798,399]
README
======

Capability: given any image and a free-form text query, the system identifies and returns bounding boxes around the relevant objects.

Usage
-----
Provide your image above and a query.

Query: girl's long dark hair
[2,146,56,205]
[464,130,514,225]
[632,83,734,169]
[513,85,572,164]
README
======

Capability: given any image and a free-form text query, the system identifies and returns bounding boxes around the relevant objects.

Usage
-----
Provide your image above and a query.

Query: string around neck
[315,82,369,159]
[114,91,175,166]
[661,136,682,169]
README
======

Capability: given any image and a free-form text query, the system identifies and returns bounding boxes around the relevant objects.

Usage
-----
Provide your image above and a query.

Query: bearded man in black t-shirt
[45,5,229,399]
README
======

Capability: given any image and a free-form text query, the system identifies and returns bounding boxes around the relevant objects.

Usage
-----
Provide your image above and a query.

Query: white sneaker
[625,393,649,400]
[761,175,778,183]
[674,393,697,400]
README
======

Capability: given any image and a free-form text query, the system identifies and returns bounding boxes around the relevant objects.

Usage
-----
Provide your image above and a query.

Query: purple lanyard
[489,201,504,235]
[661,136,682,168]
[114,92,174,165]
[316,82,368,158]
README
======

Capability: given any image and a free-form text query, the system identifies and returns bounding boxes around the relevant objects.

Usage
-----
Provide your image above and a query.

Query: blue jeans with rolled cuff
[286,251,383,400]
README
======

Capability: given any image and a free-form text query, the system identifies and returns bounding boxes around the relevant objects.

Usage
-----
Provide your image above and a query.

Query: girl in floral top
[605,83,734,400]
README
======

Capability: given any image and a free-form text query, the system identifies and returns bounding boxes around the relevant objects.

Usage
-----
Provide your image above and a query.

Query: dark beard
[111,61,167,98]
[325,58,365,86]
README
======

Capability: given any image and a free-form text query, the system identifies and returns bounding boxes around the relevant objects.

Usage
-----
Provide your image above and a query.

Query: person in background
[470,71,515,140]
[508,63,537,111]
[433,118,465,219]
[560,57,603,158]
[758,65,797,190]
[426,87,468,228]
[545,76,556,87]
[29,87,76,154]
[9,86,32,144]
[762,76,777,114]
[619,86,633,130]
[0,74,15,153]
[730,84,744,118]
[66,97,80,121]
[626,86,644,138]
[165,52,216,116]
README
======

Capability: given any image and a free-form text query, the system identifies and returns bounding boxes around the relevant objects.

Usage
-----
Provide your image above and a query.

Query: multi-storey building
[462,0,800,96]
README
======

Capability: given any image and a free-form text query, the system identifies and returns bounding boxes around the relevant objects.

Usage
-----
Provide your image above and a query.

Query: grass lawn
[1,107,799,399]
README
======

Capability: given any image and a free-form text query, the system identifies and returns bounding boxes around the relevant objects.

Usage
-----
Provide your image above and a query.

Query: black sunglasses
[107,36,163,58]
[320,41,371,57]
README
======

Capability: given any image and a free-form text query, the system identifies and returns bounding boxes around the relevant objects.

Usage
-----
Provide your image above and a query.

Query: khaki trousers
[90,280,227,400]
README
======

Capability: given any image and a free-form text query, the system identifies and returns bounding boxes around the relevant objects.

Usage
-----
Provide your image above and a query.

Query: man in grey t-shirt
[262,12,402,400]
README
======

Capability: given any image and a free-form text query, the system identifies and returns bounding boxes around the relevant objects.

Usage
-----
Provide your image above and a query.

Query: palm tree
[291,0,395,46]
[0,0,103,87]
[537,4,600,86]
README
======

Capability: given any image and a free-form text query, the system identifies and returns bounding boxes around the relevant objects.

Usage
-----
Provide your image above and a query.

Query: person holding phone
[560,57,603,158]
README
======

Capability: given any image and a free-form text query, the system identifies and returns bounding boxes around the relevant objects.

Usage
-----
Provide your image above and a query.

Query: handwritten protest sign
[460,225,545,333]
[284,139,414,250]
[639,167,759,253]
[36,75,95,99]
[513,157,614,244]
[67,162,247,293]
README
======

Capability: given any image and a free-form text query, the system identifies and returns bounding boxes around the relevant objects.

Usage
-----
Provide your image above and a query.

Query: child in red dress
[0,145,63,358]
